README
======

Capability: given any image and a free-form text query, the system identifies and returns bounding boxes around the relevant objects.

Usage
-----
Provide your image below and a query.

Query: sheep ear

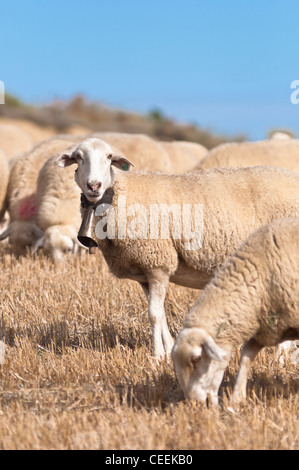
[0,227,10,241]
[57,153,77,168]
[203,336,227,362]
[111,155,135,171]
[33,225,44,240]
[32,235,44,253]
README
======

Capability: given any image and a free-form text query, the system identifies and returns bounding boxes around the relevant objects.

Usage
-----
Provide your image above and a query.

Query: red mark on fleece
[18,194,37,220]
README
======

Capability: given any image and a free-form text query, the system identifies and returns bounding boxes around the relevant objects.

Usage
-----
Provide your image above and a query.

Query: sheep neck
[184,254,263,348]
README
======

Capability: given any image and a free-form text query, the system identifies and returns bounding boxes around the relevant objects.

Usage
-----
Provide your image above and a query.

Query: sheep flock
[0,121,298,449]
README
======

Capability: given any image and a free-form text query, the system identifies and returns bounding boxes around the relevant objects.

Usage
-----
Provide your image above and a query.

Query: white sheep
[270,131,293,140]
[33,149,84,261]
[159,141,208,173]
[34,136,127,261]
[34,133,177,261]
[196,139,299,173]
[57,137,299,358]
[0,124,33,158]
[0,136,82,252]
[91,132,174,173]
[172,217,299,406]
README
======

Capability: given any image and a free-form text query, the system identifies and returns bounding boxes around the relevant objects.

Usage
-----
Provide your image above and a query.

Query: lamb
[159,141,208,173]
[0,136,82,252]
[172,217,299,406]
[57,137,299,358]
[0,124,33,158]
[195,139,299,173]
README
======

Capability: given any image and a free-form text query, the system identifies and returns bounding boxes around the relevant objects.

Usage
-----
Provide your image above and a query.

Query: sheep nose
[87,181,102,192]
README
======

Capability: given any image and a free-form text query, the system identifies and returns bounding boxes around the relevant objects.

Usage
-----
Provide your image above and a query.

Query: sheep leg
[141,281,173,357]
[161,313,174,355]
[232,338,262,403]
[143,271,173,358]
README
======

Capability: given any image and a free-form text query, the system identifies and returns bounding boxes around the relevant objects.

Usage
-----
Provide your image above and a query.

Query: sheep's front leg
[232,338,262,403]
[142,271,173,358]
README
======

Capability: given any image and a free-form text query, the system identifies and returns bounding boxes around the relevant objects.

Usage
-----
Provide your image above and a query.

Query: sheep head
[57,138,134,203]
[171,327,229,406]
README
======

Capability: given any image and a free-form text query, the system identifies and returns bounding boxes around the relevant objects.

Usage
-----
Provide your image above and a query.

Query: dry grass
[0,244,298,450]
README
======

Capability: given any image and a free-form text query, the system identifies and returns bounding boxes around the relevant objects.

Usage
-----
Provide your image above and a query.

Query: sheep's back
[197,139,299,173]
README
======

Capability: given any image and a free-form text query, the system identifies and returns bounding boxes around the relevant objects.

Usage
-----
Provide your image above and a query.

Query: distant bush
[148,108,165,123]
[4,93,26,108]
[0,93,247,148]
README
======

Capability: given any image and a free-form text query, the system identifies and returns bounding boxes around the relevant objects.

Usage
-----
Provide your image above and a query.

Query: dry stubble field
[0,242,298,450]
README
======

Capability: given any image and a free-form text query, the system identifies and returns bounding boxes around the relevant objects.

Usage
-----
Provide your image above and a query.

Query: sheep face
[34,225,83,262]
[57,138,134,203]
[172,328,229,405]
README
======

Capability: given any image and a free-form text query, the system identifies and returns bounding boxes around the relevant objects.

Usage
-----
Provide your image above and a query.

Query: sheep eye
[190,355,201,367]
[107,154,113,160]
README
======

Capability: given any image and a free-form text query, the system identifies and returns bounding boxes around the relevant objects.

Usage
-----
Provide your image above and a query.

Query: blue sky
[1,0,299,139]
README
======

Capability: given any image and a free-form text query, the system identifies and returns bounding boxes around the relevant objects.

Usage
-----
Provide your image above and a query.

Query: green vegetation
[3,93,26,108]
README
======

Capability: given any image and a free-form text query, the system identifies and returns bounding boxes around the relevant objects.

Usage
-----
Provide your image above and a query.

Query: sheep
[269,130,293,140]
[0,149,9,223]
[0,136,82,252]
[0,124,33,158]
[34,133,174,261]
[33,150,83,261]
[277,339,299,365]
[172,217,299,406]
[57,137,299,358]
[91,132,174,173]
[195,139,299,173]
[34,137,127,261]
[94,132,209,173]
[0,118,56,145]
[29,131,188,261]
[159,141,208,173]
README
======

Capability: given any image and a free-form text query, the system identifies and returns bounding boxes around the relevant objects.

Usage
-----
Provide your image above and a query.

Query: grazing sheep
[172,217,299,406]
[0,124,33,158]
[159,141,208,173]
[277,339,299,365]
[57,137,299,358]
[196,139,299,173]
[0,137,82,252]
[34,151,84,261]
